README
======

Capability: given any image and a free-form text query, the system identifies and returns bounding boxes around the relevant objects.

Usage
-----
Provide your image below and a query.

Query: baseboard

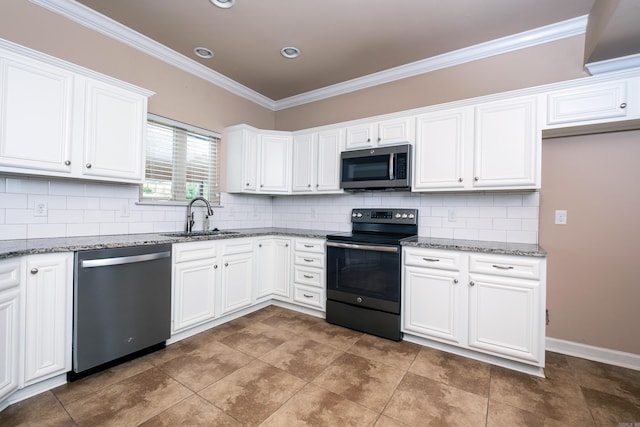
[546,337,640,371]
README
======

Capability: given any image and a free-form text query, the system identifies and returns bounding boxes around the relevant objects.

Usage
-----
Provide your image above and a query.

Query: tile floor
[1,305,639,426]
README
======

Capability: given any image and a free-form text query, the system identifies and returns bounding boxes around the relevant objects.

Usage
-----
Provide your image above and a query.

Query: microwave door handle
[389,153,395,180]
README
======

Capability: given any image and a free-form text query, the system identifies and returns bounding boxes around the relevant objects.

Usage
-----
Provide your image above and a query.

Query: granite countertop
[0,228,546,259]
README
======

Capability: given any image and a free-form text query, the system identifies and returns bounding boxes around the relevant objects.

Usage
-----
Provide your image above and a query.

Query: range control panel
[350,208,418,225]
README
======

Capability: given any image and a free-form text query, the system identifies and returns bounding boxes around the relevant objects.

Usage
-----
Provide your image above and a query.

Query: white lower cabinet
[292,238,326,310]
[0,259,21,403]
[254,238,291,302]
[219,240,254,316]
[22,253,72,386]
[403,247,545,367]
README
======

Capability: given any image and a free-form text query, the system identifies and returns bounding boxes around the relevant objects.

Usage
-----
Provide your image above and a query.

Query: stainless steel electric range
[325,208,418,341]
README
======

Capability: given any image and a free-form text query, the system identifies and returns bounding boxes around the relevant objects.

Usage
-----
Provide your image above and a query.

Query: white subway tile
[84,210,116,223]
[67,196,100,210]
[506,230,538,244]
[0,177,6,192]
[466,218,493,229]
[28,195,66,210]
[453,229,479,240]
[50,180,86,196]
[507,206,539,219]
[479,229,507,242]
[100,223,129,236]
[522,219,539,231]
[479,207,507,218]
[493,218,522,231]
[493,194,523,207]
[5,209,47,224]
[67,223,100,237]
[431,228,454,239]
[48,209,84,224]
[6,177,49,195]
[0,224,27,240]
[0,193,28,209]
[522,191,540,207]
[27,224,65,239]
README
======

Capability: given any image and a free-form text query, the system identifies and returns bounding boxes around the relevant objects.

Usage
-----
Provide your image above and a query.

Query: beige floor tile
[206,316,252,340]
[374,414,411,426]
[581,386,640,426]
[64,367,193,426]
[157,340,254,391]
[312,352,405,412]
[219,321,290,357]
[139,394,243,426]
[260,337,344,381]
[261,383,379,427]
[486,400,571,427]
[260,308,325,333]
[409,346,491,396]
[53,356,154,406]
[489,364,594,425]
[383,372,488,427]
[347,333,421,370]
[0,391,75,427]
[199,359,306,426]
[304,321,364,350]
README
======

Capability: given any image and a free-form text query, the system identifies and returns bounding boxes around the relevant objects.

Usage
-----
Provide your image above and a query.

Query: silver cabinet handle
[303,274,314,279]
[303,294,314,299]
[492,264,514,270]
[453,279,458,284]
[303,258,314,262]
[422,258,440,262]
[620,102,627,109]
[85,163,92,169]
[304,245,314,248]
[81,251,170,268]
[469,281,475,286]
[30,268,38,274]
[64,160,71,166]
[326,241,398,253]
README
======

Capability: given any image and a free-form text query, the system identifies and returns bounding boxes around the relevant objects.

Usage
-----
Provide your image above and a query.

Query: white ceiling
[70,0,596,102]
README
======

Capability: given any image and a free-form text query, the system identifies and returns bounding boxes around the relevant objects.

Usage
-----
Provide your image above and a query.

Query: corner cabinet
[402,247,546,370]
[255,237,292,302]
[226,125,292,194]
[0,259,21,403]
[413,95,540,191]
[0,45,152,184]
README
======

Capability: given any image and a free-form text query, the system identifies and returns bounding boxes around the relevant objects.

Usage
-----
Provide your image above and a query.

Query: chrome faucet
[186,197,214,233]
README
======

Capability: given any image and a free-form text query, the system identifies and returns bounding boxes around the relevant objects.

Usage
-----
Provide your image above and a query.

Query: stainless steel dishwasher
[72,243,172,379]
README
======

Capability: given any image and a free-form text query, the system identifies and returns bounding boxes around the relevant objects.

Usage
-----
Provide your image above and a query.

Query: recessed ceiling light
[281,46,300,59]
[194,47,214,59]
[210,0,235,9]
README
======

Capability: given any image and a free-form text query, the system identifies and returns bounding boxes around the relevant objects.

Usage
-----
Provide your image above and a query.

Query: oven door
[326,241,401,314]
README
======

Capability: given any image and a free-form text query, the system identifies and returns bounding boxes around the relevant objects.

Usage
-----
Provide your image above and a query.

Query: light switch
[555,210,567,225]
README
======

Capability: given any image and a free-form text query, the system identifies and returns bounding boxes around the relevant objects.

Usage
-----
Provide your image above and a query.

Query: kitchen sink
[162,230,240,238]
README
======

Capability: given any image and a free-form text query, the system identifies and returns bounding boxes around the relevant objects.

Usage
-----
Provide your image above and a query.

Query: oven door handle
[326,241,399,253]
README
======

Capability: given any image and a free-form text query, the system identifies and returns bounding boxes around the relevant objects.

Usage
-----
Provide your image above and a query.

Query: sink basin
[163,230,240,238]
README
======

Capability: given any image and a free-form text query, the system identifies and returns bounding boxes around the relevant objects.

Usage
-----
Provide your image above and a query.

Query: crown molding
[29,0,276,110]
[30,1,586,112]
[585,53,640,75]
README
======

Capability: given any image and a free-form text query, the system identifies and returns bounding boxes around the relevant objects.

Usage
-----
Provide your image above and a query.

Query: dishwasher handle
[81,251,171,268]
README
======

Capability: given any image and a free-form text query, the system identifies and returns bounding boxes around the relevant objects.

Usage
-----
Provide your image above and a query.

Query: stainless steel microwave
[340,144,411,190]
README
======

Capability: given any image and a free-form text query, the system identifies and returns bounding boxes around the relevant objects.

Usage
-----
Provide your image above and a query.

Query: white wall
[0,174,539,244]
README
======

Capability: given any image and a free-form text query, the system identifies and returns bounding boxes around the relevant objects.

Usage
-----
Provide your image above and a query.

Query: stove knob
[408,213,415,219]
[395,213,401,219]
[402,213,408,219]
[352,212,357,218]
[356,212,363,218]
[356,297,363,303]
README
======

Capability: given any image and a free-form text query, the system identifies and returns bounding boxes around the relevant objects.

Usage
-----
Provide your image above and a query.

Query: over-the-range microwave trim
[340,144,411,191]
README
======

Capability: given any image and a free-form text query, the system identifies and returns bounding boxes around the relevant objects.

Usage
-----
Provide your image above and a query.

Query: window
[141,114,220,204]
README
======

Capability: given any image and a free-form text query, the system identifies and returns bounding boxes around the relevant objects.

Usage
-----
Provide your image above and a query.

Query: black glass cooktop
[326,231,416,246]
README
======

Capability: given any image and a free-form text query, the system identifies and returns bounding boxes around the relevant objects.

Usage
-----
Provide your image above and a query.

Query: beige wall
[274,36,589,131]
[540,130,640,355]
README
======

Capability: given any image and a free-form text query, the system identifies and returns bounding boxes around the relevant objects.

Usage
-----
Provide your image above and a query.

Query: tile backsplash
[0,175,539,244]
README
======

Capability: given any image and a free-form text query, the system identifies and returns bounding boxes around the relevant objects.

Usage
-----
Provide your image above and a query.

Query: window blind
[142,114,220,204]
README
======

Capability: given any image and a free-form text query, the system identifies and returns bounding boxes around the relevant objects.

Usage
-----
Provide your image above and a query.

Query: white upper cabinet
[414,95,539,192]
[545,78,639,127]
[227,125,292,194]
[0,46,151,183]
[292,128,344,194]
[81,78,146,181]
[345,116,415,150]
[0,54,74,174]
[473,96,539,189]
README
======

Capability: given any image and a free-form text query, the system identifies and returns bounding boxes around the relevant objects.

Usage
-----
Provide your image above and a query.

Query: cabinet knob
[367,138,371,142]
[64,160,71,166]
[246,183,250,186]
[474,177,479,182]
[620,102,627,109]
[214,265,218,269]
[224,262,229,267]
[453,279,458,284]
[469,281,475,287]
[307,184,311,187]
[260,184,264,188]
[86,163,92,169]
[377,137,381,142]
[458,177,463,183]
[30,268,38,274]
[258,244,262,247]
[285,244,289,247]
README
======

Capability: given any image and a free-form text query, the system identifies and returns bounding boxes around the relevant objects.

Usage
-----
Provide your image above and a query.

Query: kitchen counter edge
[401,236,546,257]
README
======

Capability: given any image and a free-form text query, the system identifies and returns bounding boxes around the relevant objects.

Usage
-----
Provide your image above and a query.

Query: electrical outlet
[120,202,130,217]
[447,208,456,222]
[555,210,567,225]
[34,200,48,217]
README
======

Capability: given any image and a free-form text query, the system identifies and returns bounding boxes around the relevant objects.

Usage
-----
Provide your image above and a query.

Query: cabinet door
[377,116,415,146]
[81,78,146,182]
[292,133,316,193]
[0,259,20,402]
[467,274,542,365]
[474,96,539,188]
[345,123,375,150]
[256,238,291,301]
[259,133,291,193]
[547,80,629,126]
[242,129,259,192]
[0,56,73,173]
[172,258,217,333]
[316,129,344,192]
[414,108,470,190]
[220,252,253,316]
[403,266,463,345]
[23,253,72,385]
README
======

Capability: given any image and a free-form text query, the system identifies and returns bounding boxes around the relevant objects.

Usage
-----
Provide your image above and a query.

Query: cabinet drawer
[221,238,253,255]
[173,241,217,263]
[469,254,541,280]
[293,284,325,309]
[294,239,325,254]
[293,266,323,288]
[294,253,324,268]
[403,248,461,271]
